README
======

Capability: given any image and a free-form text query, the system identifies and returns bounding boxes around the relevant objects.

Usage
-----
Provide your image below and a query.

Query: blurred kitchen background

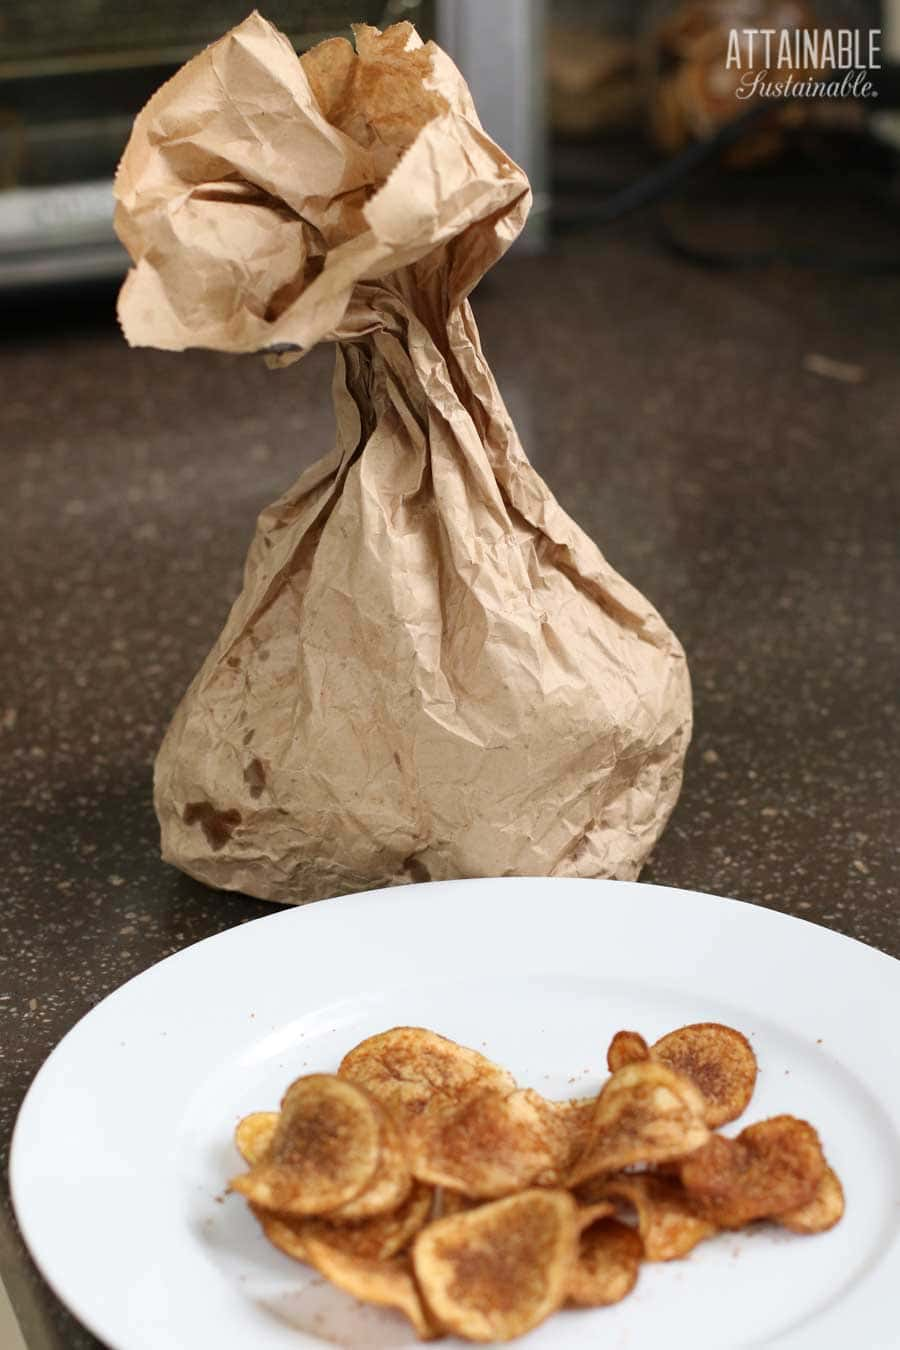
[2,0,898,294]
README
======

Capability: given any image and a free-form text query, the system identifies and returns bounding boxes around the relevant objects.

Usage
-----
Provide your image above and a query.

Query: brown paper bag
[114,14,691,904]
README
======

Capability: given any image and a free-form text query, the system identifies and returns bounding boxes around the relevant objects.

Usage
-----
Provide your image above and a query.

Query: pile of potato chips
[230,1023,843,1342]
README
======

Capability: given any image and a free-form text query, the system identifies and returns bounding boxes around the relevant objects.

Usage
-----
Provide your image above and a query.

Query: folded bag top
[115,14,692,903]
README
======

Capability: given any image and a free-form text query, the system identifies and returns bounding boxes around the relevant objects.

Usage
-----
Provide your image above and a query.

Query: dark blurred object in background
[547,0,640,136]
[644,0,869,163]
[546,0,884,150]
[548,0,900,272]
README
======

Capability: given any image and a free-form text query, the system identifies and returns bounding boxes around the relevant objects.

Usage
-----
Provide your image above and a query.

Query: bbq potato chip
[777,1165,845,1234]
[575,1200,616,1230]
[437,1188,480,1217]
[234,1111,278,1165]
[546,1097,597,1171]
[567,1217,642,1307]
[229,1022,843,1343]
[339,1028,516,1128]
[252,1205,309,1263]
[328,1102,412,1220]
[680,1115,826,1228]
[408,1088,572,1197]
[568,1062,709,1185]
[606,1030,649,1073]
[413,1189,578,1342]
[303,1239,437,1340]
[255,1182,434,1264]
[651,1023,757,1128]
[230,1075,382,1215]
[586,1172,716,1261]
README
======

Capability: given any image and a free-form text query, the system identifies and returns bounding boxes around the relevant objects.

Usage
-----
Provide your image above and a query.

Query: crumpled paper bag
[114,13,692,904]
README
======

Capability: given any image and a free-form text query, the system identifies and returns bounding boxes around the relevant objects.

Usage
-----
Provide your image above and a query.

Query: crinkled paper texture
[115,13,692,903]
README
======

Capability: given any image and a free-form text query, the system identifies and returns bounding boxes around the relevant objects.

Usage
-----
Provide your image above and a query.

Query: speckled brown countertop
[1,214,898,1347]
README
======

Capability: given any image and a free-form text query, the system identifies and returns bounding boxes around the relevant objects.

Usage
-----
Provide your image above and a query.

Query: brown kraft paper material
[114,13,692,903]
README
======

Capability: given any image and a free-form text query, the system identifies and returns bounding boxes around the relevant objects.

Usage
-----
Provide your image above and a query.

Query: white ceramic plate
[11,878,900,1350]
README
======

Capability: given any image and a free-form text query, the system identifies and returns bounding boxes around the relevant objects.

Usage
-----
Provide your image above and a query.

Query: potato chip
[229,1021,842,1341]
[253,1209,308,1262]
[587,1172,716,1261]
[408,1088,571,1198]
[413,1188,578,1342]
[230,1074,381,1215]
[234,1111,278,1166]
[680,1115,826,1229]
[437,1188,480,1217]
[651,1023,757,1128]
[568,1062,709,1185]
[339,1027,516,1128]
[255,1182,434,1264]
[327,1102,412,1220]
[567,1218,642,1308]
[545,1097,597,1172]
[606,1030,649,1073]
[575,1200,616,1231]
[302,1239,437,1340]
[777,1165,844,1235]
